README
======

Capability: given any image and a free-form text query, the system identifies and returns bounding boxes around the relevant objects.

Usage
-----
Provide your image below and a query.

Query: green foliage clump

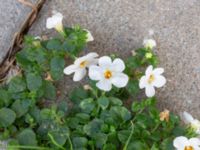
[0,25,193,150]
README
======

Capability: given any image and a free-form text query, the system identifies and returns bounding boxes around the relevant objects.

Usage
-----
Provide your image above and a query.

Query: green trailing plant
[0,11,199,150]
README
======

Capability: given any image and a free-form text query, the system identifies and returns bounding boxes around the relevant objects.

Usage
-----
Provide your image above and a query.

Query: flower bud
[159,109,170,122]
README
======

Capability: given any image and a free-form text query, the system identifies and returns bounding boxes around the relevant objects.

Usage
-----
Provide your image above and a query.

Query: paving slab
[0,0,37,64]
[29,0,200,117]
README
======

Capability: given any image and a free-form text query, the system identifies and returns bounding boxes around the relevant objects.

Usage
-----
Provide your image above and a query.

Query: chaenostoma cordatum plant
[0,11,199,150]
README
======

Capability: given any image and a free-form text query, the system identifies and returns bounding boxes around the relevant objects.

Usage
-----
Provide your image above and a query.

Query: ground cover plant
[0,11,200,150]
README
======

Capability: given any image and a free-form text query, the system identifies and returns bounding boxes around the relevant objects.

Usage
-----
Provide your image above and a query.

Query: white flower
[89,56,129,91]
[181,111,200,134]
[143,39,156,49]
[139,65,166,97]
[84,29,94,42]
[63,52,99,81]
[34,36,42,40]
[46,11,63,32]
[173,136,200,150]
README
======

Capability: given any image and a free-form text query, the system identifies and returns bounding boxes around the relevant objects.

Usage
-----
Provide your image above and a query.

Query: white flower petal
[143,39,156,49]
[89,65,103,80]
[191,119,200,134]
[34,36,42,40]
[52,11,63,18]
[73,68,86,81]
[96,80,112,91]
[86,52,99,59]
[84,29,94,42]
[74,56,87,66]
[98,56,112,67]
[86,52,99,67]
[145,85,155,97]
[139,76,147,89]
[111,73,129,88]
[46,12,63,29]
[153,68,164,75]
[152,75,166,88]
[173,136,189,149]
[189,138,200,146]
[112,58,125,72]
[181,111,194,124]
[63,64,78,75]
[193,146,200,150]
[145,65,153,75]
[74,52,99,67]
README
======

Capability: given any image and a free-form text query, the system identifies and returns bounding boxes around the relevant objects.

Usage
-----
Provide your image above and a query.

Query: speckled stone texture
[0,0,37,64]
[29,0,200,117]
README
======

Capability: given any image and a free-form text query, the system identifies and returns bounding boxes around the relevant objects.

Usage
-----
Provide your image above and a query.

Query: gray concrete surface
[2,0,200,117]
[0,0,36,64]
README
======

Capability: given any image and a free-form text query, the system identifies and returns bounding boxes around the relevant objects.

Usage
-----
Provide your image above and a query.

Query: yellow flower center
[104,70,112,79]
[79,61,87,68]
[184,146,194,150]
[148,74,155,84]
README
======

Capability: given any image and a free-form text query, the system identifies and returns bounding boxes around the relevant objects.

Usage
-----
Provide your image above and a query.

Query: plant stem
[152,122,160,133]
[91,88,98,99]
[132,108,145,122]
[48,133,65,150]
[101,91,106,97]
[68,135,73,150]
[7,145,50,150]
[123,121,134,150]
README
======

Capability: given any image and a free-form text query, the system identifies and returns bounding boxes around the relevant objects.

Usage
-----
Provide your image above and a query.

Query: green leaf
[50,56,65,80]
[75,113,90,124]
[67,117,80,129]
[26,73,42,91]
[125,56,141,70]
[109,97,123,106]
[131,102,141,112]
[100,110,115,125]
[58,101,68,113]
[160,138,174,150]
[0,89,11,106]
[34,48,47,64]
[11,99,31,118]
[62,40,75,52]
[98,97,109,110]
[150,144,159,150]
[72,137,88,148]
[8,76,26,93]
[69,87,88,104]
[46,39,62,50]
[118,130,130,143]
[131,98,156,112]
[103,144,117,150]
[110,106,131,123]
[16,50,33,70]
[79,98,95,113]
[0,108,16,127]
[43,81,56,100]
[40,108,52,120]
[83,119,104,137]
[17,129,37,146]
[126,79,139,96]
[127,141,148,150]
[7,139,20,150]
[94,133,107,148]
[29,106,41,123]
[48,126,69,146]
[172,126,185,136]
